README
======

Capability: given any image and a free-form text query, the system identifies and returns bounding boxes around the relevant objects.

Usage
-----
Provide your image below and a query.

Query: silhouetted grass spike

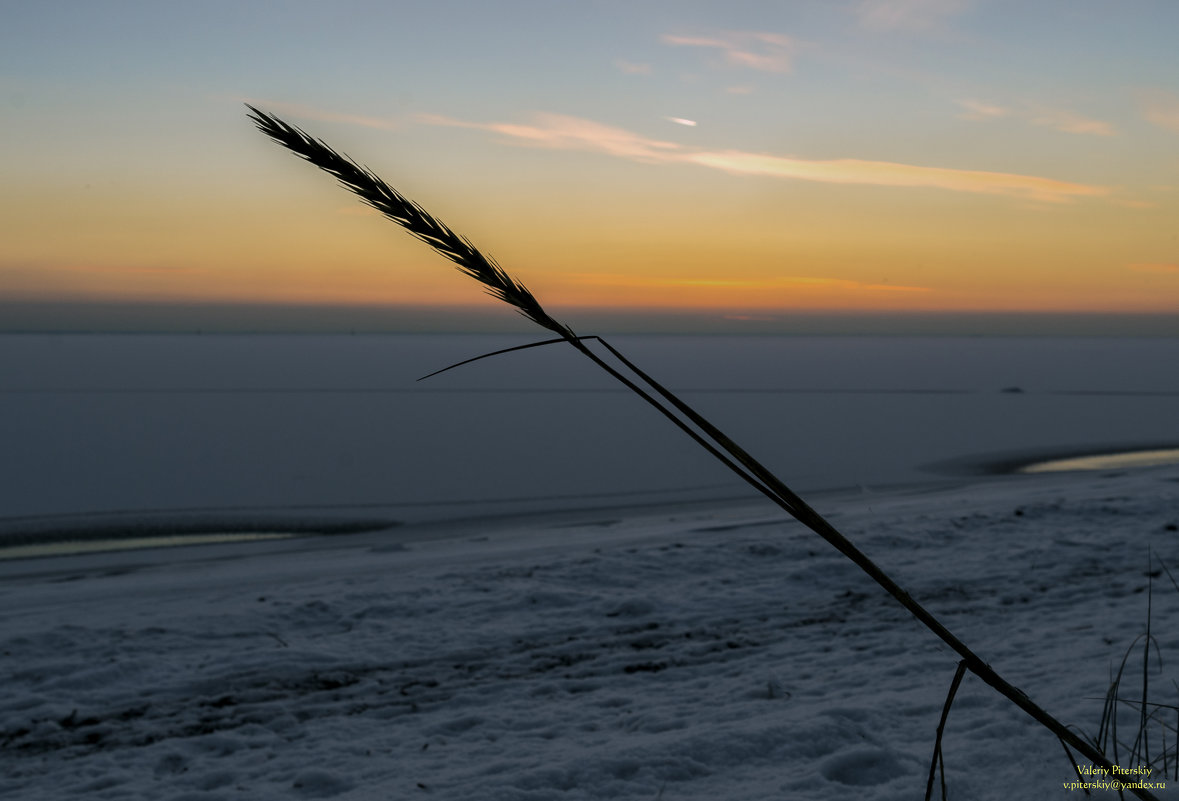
[245,104,572,337]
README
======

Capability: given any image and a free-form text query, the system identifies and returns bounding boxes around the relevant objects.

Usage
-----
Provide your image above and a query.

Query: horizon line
[0,301,1176,337]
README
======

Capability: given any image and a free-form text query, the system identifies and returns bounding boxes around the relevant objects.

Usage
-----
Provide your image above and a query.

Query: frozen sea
[0,332,1176,550]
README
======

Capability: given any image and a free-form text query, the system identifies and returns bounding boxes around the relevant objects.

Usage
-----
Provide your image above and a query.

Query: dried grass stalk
[247,105,1160,801]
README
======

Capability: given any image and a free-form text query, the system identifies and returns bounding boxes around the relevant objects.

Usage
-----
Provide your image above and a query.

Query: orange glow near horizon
[10,180,1174,315]
[7,249,1175,315]
[7,104,1176,319]
[5,202,1178,314]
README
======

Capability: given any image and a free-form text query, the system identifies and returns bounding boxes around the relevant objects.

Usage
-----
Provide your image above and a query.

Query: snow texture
[3,466,1178,800]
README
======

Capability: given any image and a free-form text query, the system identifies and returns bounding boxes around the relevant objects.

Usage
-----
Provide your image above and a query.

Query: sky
[3,0,1179,331]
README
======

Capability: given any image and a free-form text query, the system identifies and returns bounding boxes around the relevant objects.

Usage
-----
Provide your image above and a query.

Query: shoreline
[4,442,1178,564]
[924,441,1179,477]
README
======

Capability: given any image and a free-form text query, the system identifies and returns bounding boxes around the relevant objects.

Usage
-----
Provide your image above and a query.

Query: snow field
[2,465,1178,799]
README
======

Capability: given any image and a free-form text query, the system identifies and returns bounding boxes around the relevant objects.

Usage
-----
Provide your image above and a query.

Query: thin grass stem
[1141,563,1153,764]
[1060,739,1092,798]
[925,661,967,801]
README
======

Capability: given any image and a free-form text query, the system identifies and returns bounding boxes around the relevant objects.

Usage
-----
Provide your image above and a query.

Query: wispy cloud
[686,150,1105,202]
[660,31,798,74]
[416,111,1108,203]
[614,59,652,75]
[415,112,682,162]
[954,99,1009,121]
[1029,108,1115,137]
[857,0,968,32]
[955,98,1115,137]
[1139,89,1179,133]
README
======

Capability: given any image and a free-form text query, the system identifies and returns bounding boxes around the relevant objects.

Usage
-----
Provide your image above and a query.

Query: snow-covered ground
[3,464,1178,800]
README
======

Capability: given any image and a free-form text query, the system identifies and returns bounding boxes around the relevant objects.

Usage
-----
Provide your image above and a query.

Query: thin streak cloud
[569,273,932,293]
[614,59,652,75]
[955,99,1115,137]
[1029,108,1115,137]
[417,111,1108,203]
[660,31,798,74]
[955,99,1009,120]
[414,112,682,162]
[687,150,1105,202]
[1139,89,1179,133]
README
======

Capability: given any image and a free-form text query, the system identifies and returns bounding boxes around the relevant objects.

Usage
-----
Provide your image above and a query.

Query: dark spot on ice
[400,679,439,696]
[615,621,660,634]
[819,746,909,786]
[2,726,31,745]
[59,710,101,729]
[116,705,148,721]
[310,671,358,691]
[628,636,665,651]
[623,662,667,674]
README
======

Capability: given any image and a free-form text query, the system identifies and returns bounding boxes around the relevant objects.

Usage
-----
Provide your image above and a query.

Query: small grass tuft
[1083,554,1179,786]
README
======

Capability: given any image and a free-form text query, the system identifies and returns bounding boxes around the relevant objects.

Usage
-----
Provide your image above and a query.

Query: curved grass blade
[417,336,575,380]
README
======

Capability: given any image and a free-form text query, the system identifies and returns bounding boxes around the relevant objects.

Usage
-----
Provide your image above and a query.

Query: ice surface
[1,334,1176,534]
